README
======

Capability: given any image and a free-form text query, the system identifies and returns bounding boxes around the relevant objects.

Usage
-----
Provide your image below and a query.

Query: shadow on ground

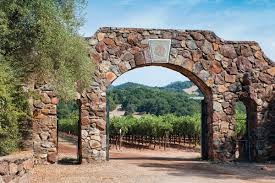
[111,156,275,181]
[58,158,80,165]
[111,156,201,161]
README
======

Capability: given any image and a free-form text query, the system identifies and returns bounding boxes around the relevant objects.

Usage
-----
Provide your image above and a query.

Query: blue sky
[81,0,275,86]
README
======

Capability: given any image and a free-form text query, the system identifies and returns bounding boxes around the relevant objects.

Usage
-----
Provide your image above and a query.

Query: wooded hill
[107,81,202,116]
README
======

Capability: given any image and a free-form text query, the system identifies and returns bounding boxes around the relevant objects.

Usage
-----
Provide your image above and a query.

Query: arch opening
[234,98,257,161]
[108,63,212,100]
[105,65,212,161]
[57,99,81,164]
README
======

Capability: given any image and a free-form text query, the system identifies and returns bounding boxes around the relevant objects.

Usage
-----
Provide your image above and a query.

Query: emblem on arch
[149,39,171,63]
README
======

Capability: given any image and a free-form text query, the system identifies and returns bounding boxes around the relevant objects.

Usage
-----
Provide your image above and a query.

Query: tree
[124,104,135,116]
[0,0,92,155]
[109,83,201,116]
[0,59,28,155]
[0,0,93,100]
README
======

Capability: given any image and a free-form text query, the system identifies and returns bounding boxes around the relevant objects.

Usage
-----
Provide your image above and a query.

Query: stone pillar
[32,83,58,164]
[210,91,237,161]
[80,82,107,163]
[255,97,275,161]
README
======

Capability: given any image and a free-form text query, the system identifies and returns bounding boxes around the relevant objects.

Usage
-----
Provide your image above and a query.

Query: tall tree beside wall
[0,59,28,156]
[0,0,92,155]
[0,0,93,100]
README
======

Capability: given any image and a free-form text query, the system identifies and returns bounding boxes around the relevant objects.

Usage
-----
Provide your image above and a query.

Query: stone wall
[31,27,275,163]
[32,83,59,164]
[0,151,34,183]
[82,27,275,162]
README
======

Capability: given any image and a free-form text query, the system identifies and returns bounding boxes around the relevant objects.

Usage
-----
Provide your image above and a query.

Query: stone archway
[32,27,275,164]
[78,27,275,163]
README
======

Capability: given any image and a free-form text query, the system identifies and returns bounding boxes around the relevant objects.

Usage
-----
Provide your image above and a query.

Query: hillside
[111,81,203,96]
[160,81,203,96]
[161,81,193,91]
[107,81,202,116]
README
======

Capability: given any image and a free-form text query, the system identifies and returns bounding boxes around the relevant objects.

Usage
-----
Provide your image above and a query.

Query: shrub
[0,61,28,156]
[58,112,79,135]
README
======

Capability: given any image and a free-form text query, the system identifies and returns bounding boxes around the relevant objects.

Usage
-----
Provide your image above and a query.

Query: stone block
[103,38,115,46]
[220,45,237,59]
[267,67,275,76]
[190,32,204,40]
[96,118,106,131]
[95,41,106,53]
[41,93,51,104]
[90,135,101,141]
[97,32,105,41]
[9,163,18,175]
[213,101,223,112]
[51,97,59,105]
[217,85,228,93]
[89,140,101,149]
[18,173,29,183]
[0,162,9,175]
[2,175,12,183]
[201,40,213,54]
[105,72,117,82]
[186,40,197,50]
[210,61,222,74]
[128,33,139,45]
[47,153,57,164]
[89,128,100,136]
[81,116,90,126]
[121,52,134,61]
[182,59,193,71]
[134,52,145,65]
[224,73,236,83]
[40,132,50,141]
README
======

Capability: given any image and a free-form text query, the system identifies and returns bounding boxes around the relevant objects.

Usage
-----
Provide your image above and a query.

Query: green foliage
[57,100,79,119]
[235,101,246,113]
[0,0,93,100]
[235,111,246,136]
[108,83,201,116]
[110,114,201,139]
[107,95,117,111]
[0,61,28,156]
[235,101,247,137]
[57,100,79,135]
[0,0,90,155]
[58,111,79,135]
[124,104,135,116]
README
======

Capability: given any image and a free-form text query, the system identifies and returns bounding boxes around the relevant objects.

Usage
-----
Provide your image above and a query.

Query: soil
[30,139,275,183]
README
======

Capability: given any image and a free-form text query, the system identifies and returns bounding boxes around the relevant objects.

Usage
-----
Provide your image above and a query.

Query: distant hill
[112,82,148,90]
[161,81,193,91]
[107,81,203,116]
[111,81,203,97]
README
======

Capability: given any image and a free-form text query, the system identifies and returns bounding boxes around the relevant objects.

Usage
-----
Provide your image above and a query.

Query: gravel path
[31,148,275,183]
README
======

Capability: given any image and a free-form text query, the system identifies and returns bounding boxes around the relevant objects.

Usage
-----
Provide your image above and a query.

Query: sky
[80,0,275,86]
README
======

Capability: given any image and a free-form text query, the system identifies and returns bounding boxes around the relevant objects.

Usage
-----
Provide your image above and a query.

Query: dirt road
[31,148,275,183]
